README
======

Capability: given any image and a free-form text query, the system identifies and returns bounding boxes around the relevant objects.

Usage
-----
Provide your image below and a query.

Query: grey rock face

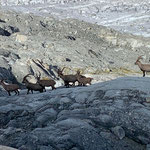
[0,77,149,150]
[111,126,125,140]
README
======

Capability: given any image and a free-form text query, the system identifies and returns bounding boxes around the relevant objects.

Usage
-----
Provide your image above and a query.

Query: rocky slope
[0,77,150,150]
[0,9,150,84]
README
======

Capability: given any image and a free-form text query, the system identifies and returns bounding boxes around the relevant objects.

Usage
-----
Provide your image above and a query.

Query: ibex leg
[27,89,30,94]
[14,90,17,95]
[143,71,145,77]
[17,90,20,95]
[52,86,56,90]
[8,91,11,96]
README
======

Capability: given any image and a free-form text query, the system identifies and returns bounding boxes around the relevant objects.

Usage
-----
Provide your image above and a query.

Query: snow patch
[1,0,150,37]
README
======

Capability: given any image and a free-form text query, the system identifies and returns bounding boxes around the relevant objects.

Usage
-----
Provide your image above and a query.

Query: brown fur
[135,56,150,77]
[36,72,56,91]
[22,74,44,94]
[77,75,93,86]
[57,68,78,88]
[0,79,20,96]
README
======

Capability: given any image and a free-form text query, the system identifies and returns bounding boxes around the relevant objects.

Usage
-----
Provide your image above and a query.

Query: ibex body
[22,74,44,94]
[57,67,78,88]
[0,79,20,96]
[36,72,56,91]
[76,72,93,86]
[135,56,150,77]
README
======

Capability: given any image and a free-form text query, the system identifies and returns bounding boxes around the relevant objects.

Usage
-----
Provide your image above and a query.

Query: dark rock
[0,19,6,23]
[88,49,98,58]
[95,114,113,127]
[66,58,71,62]
[35,108,57,127]
[68,127,109,150]
[109,61,114,64]
[111,126,125,140]
[0,50,10,57]
[0,27,11,36]
[65,36,76,40]
[7,25,20,34]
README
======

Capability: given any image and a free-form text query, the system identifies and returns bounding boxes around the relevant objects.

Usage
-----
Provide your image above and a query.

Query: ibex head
[135,56,143,65]
[76,70,81,75]
[36,71,41,81]
[22,74,33,83]
[57,67,66,76]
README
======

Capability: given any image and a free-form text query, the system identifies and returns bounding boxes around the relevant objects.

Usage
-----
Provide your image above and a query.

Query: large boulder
[0,77,149,149]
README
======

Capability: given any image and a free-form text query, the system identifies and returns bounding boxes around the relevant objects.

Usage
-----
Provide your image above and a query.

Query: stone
[0,27,11,36]
[75,92,89,104]
[16,34,27,43]
[96,114,113,127]
[111,126,125,140]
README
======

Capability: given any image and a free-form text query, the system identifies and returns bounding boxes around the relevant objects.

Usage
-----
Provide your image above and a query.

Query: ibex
[135,56,150,77]
[0,79,20,96]
[36,72,56,91]
[76,71,93,86]
[57,67,78,88]
[22,74,44,94]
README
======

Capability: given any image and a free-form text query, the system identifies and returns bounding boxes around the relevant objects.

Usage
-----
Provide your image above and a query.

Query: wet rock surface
[0,77,149,150]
